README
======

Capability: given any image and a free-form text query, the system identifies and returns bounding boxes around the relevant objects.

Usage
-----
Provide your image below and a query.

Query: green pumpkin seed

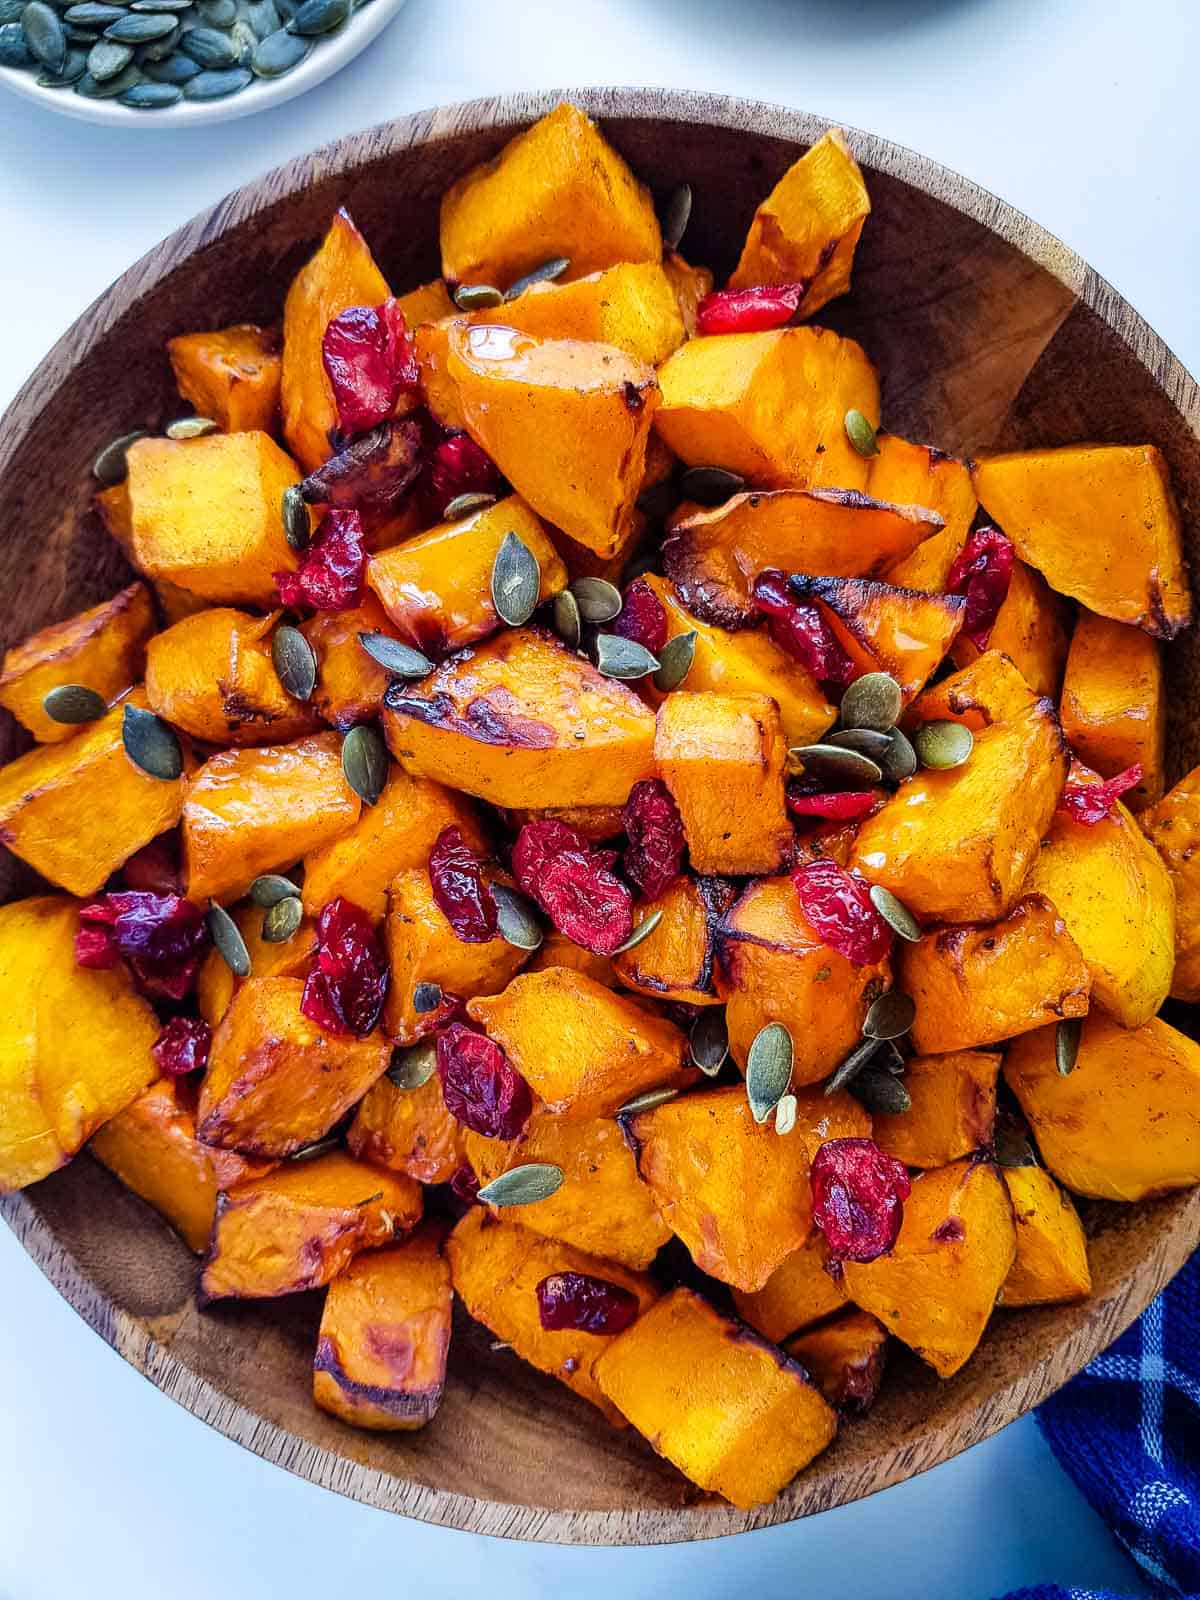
[245,0,279,33]
[84,30,125,68]
[42,683,106,723]
[103,7,172,37]
[261,894,303,943]
[828,727,892,761]
[612,909,663,955]
[844,408,879,458]
[477,1162,564,1207]
[879,726,918,782]
[491,531,541,627]
[118,75,178,102]
[635,476,679,527]
[386,1040,437,1090]
[75,58,137,89]
[994,1119,1038,1168]
[571,577,623,624]
[491,883,543,951]
[453,282,504,311]
[357,631,433,679]
[850,1066,911,1116]
[774,1092,798,1137]
[122,703,182,779]
[136,21,177,57]
[1056,1017,1083,1076]
[654,630,697,693]
[249,872,301,907]
[913,719,974,770]
[661,183,692,252]
[824,1036,883,1097]
[504,256,570,301]
[183,62,249,95]
[36,38,82,73]
[442,491,496,520]
[788,742,882,788]
[868,884,922,942]
[177,21,235,59]
[863,989,916,1041]
[595,634,659,681]
[689,1008,728,1076]
[130,0,193,9]
[840,671,902,733]
[249,21,306,69]
[281,483,310,551]
[0,20,31,60]
[230,17,255,55]
[284,0,344,31]
[286,1134,344,1163]
[22,1,66,68]
[617,1086,679,1117]
[141,49,197,78]
[165,414,219,440]
[341,724,388,806]
[552,588,581,649]
[65,24,99,39]
[207,901,250,977]
[746,1022,793,1123]
[679,465,744,505]
[93,430,147,485]
[197,0,234,21]
[271,624,316,701]
[411,981,442,1014]
[0,0,26,21]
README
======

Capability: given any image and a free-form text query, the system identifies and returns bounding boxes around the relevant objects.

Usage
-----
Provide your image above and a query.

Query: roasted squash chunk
[871,1050,1000,1169]
[90,1077,274,1252]
[0,581,154,745]
[851,697,1068,923]
[732,1231,848,1342]
[718,875,891,1085]
[999,1165,1091,1308]
[145,606,321,746]
[950,559,1070,700]
[1059,611,1165,810]
[467,968,692,1119]
[197,977,391,1159]
[395,278,454,326]
[662,488,943,630]
[313,1225,453,1431]
[788,576,965,703]
[439,103,661,290]
[446,324,658,557]
[654,326,880,491]
[464,1109,669,1270]
[167,323,281,435]
[299,595,399,732]
[127,431,303,606]
[611,874,728,1006]
[347,1065,466,1184]
[903,650,1036,735]
[1142,766,1200,1000]
[593,1287,838,1507]
[526,928,618,987]
[972,443,1192,638]
[0,689,190,897]
[382,626,657,808]
[843,1158,1016,1378]
[366,495,567,654]
[195,902,317,1028]
[655,691,791,875]
[1004,1012,1200,1201]
[505,803,625,842]
[447,1208,657,1422]
[281,207,391,471]
[900,895,1090,1055]
[0,896,159,1193]
[662,250,713,338]
[874,436,977,592]
[784,1309,889,1413]
[201,1151,421,1302]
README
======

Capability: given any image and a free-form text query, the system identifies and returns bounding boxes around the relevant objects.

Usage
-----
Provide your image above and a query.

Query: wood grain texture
[2,87,1199,1544]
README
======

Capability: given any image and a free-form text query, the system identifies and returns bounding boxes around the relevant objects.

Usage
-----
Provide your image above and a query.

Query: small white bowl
[0,0,405,126]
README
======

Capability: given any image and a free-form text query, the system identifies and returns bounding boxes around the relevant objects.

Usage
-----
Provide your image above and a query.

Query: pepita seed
[828,727,892,761]
[491,883,543,952]
[197,0,234,21]
[165,414,219,440]
[261,894,303,943]
[21,1,66,68]
[825,1036,883,1096]
[869,884,922,942]
[476,1162,564,1207]
[844,408,879,457]
[453,282,504,311]
[442,491,496,520]
[122,703,182,779]
[386,1040,437,1090]
[879,726,918,782]
[617,1086,679,1117]
[746,1022,793,1123]
[229,17,255,55]
[774,1093,798,1137]
[207,901,250,977]
[250,873,301,907]
[249,21,307,70]
[84,31,123,68]
[35,41,82,76]
[571,577,622,623]
[611,909,663,955]
[272,624,316,701]
[183,62,249,94]
[0,0,25,20]
[0,20,31,60]
[281,483,311,550]
[74,57,137,89]
[491,531,541,627]
[661,182,692,252]
[129,0,192,9]
[141,49,196,77]
[118,75,178,102]
[357,631,433,679]
[595,633,660,681]
[283,0,345,32]
[286,1134,343,1163]
[341,723,388,806]
[103,8,173,38]
[654,629,696,692]
[788,742,882,788]
[42,683,106,723]
[913,719,974,770]
[850,1066,911,1116]
[64,23,98,38]
[863,989,916,1041]
[840,671,902,733]
[93,430,147,486]
[994,1118,1038,1168]
[244,0,278,29]
[411,981,442,1014]
[689,1008,728,1076]
[136,21,178,57]
[504,256,570,301]
[1056,1017,1083,1076]
[679,465,744,505]
[177,21,235,60]
[552,588,581,649]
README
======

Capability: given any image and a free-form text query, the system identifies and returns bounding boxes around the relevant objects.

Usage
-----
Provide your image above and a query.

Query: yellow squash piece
[904,650,1036,736]
[298,595,398,732]
[167,323,281,435]
[526,928,618,987]
[1060,611,1165,809]
[1142,765,1200,1000]
[789,575,965,703]
[875,436,978,591]
[395,278,454,326]
[784,1308,889,1413]
[951,560,1070,700]
[611,874,729,1007]
[348,1065,466,1185]
[195,902,317,1028]
[871,1050,1000,1169]
[999,1165,1091,1308]
[732,1231,848,1342]
[662,250,713,338]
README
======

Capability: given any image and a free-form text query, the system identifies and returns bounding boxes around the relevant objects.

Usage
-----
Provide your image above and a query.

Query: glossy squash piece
[525,928,618,987]
[395,278,454,327]
[788,575,965,703]
[505,803,625,843]
[1059,611,1165,810]
[871,1050,1000,1169]
[874,436,978,592]
[167,323,281,435]
[784,1309,889,1413]
[1142,765,1200,1000]
[950,559,1071,700]
[999,1165,1091,1308]
[662,251,713,338]
[299,594,400,732]
[611,874,728,1006]
[347,1067,466,1185]
[195,902,317,1029]
[903,650,1036,736]
[731,1231,849,1342]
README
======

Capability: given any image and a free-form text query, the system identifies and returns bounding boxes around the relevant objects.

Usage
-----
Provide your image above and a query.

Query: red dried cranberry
[946,527,1015,650]
[301,896,388,1037]
[152,1015,212,1077]
[428,825,498,943]
[428,431,503,512]
[623,778,686,900]
[792,859,891,965]
[753,569,857,688]
[787,787,881,821]
[436,1022,532,1139]
[1057,760,1143,825]
[449,1162,481,1208]
[535,1271,640,1334]
[75,923,119,968]
[513,820,633,955]
[120,835,182,896]
[323,299,419,436]
[512,819,588,899]
[612,578,669,654]
[76,892,208,998]
[696,281,808,336]
[811,1137,912,1263]
[276,509,366,612]
[302,418,425,518]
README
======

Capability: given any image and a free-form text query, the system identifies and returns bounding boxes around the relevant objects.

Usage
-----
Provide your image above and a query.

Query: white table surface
[1,0,1196,1594]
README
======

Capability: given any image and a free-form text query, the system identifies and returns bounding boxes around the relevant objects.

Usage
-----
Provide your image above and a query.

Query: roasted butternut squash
[874,436,977,592]
[999,1164,1091,1308]
[298,595,400,731]
[662,251,714,338]
[167,323,281,435]
[951,559,1070,700]
[732,1231,848,1342]
[784,1309,889,1413]
[505,803,625,842]
[788,575,965,703]
[395,278,454,327]
[525,928,618,987]
[195,902,317,1028]
[1059,610,1165,809]
[903,650,1036,736]
[871,1050,1000,1169]
[347,1064,466,1184]
[611,874,729,1006]
[1142,766,1200,1000]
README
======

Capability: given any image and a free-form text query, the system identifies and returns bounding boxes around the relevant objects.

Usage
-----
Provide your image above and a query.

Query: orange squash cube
[611,873,730,1007]
[298,595,400,732]
[662,250,713,337]
[1060,610,1165,809]
[999,1165,1091,1308]
[167,323,281,435]
[784,1308,889,1413]
[525,928,618,987]
[1142,765,1200,1000]
[875,436,977,591]
[732,1232,849,1342]
[195,902,317,1029]
[347,1062,465,1185]
[788,575,965,704]
[395,278,454,327]
[951,559,1070,699]
[871,1050,1000,1169]
[903,650,1036,736]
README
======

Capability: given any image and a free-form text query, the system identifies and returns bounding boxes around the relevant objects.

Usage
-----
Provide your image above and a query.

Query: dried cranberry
[623,778,686,900]
[74,923,119,968]
[449,1163,481,1208]
[76,892,208,998]
[276,508,367,612]
[753,569,857,688]
[428,431,503,512]
[612,578,669,654]
[428,825,498,943]
[301,896,388,1037]
[1057,761,1143,825]
[787,787,882,821]
[946,526,1015,650]
[120,835,182,896]
[323,299,419,436]
[512,819,588,898]
[513,820,633,955]
[536,1271,640,1334]
[152,1016,212,1077]
[811,1137,912,1263]
[696,281,808,336]
[792,859,891,965]
[436,1022,532,1140]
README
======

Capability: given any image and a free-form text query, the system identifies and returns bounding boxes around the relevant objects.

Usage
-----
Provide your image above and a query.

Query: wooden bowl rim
[3,86,1200,1544]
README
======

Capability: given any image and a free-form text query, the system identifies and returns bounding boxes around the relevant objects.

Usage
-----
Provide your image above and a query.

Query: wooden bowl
[2,88,1200,1545]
